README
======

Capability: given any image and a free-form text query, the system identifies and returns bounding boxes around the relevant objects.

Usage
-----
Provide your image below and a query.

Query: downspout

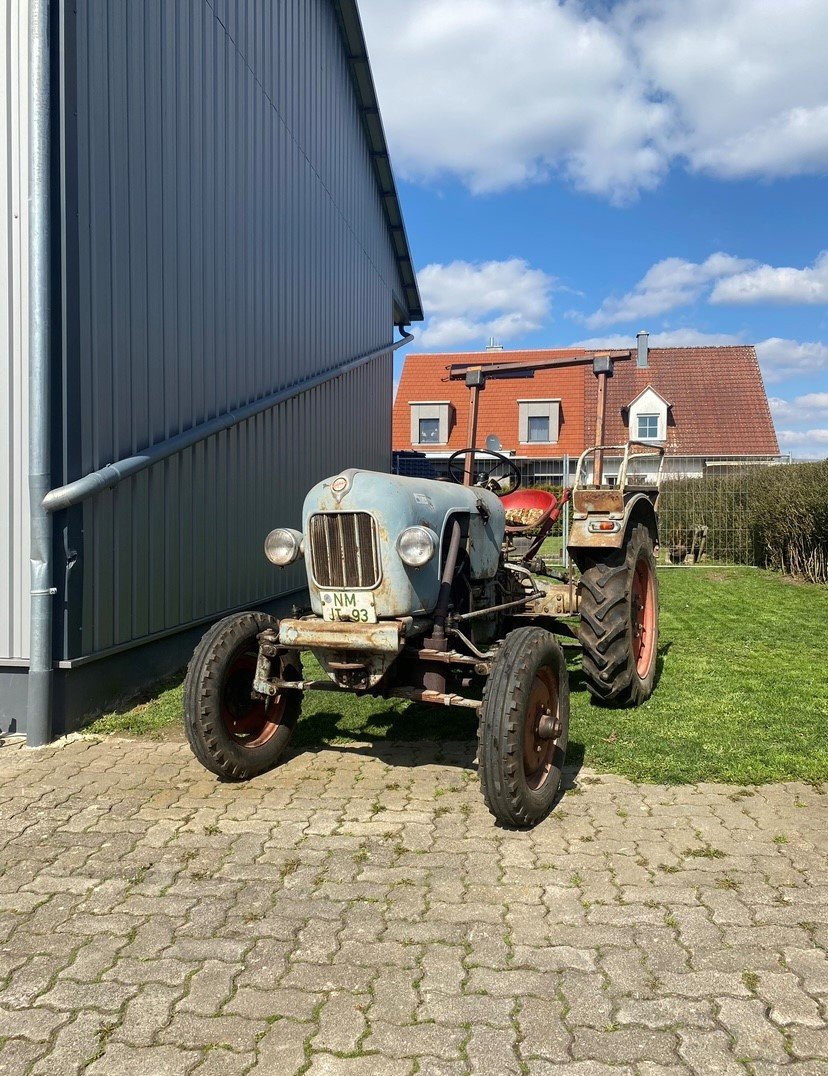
[26,0,55,746]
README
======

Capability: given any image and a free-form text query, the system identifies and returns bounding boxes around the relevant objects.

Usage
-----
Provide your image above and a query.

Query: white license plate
[320,591,378,624]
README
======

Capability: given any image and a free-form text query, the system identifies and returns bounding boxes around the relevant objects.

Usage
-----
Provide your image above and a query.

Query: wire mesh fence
[392,451,794,569]
[657,455,791,565]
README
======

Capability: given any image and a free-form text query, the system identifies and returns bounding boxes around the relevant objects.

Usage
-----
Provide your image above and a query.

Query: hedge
[659,461,828,584]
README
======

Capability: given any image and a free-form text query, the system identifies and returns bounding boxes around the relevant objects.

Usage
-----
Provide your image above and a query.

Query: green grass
[86,567,828,785]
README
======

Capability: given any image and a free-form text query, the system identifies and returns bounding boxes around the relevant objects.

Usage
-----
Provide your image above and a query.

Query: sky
[359,0,828,459]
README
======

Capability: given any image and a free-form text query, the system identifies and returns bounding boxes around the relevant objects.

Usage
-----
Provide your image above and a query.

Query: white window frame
[637,413,661,441]
[518,400,560,445]
[409,401,452,446]
[627,387,669,444]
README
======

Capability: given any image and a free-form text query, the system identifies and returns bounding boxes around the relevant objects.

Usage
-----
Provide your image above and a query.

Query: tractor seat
[502,488,559,532]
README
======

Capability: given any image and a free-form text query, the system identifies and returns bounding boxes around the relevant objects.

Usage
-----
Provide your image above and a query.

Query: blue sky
[361,0,828,458]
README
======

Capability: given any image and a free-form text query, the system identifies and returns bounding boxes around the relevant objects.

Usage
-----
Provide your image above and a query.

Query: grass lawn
[87,567,828,785]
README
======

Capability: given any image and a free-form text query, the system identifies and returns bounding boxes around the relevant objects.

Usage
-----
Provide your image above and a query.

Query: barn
[0,0,422,743]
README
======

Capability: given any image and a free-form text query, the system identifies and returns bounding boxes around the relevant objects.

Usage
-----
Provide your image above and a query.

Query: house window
[518,400,560,445]
[418,418,440,444]
[409,402,452,445]
[527,416,550,443]
[637,414,660,440]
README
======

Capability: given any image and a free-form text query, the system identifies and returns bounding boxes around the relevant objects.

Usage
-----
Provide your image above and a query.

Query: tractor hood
[300,470,505,619]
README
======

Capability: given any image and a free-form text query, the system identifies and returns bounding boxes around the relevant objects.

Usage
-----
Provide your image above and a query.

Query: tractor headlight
[397,526,438,568]
[264,528,304,566]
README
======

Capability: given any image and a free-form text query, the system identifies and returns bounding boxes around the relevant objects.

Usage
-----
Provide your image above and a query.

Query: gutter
[26,0,54,748]
[43,331,413,513]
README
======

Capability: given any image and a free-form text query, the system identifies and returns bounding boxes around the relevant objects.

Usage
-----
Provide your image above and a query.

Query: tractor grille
[308,512,381,589]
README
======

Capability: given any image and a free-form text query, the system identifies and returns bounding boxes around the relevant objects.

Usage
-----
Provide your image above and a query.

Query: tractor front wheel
[579,522,659,707]
[478,627,570,828]
[184,612,303,781]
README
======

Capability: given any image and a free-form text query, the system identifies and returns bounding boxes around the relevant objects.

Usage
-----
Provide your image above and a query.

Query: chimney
[636,330,649,368]
[486,337,504,352]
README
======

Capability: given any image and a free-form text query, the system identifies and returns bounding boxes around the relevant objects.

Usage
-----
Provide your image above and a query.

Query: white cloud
[777,428,828,459]
[754,338,828,384]
[571,329,745,350]
[361,0,828,201]
[577,254,753,328]
[769,393,828,423]
[710,252,828,306]
[415,258,554,349]
[623,0,828,183]
[360,0,670,201]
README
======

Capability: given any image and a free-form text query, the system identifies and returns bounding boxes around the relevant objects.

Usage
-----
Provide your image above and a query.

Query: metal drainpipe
[26,0,54,747]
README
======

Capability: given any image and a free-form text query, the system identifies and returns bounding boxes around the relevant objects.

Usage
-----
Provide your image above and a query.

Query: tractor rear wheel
[579,522,659,707]
[478,627,570,828]
[184,612,302,781]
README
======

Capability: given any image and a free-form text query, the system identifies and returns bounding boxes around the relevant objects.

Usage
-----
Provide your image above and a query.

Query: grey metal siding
[0,0,30,662]
[59,0,402,660]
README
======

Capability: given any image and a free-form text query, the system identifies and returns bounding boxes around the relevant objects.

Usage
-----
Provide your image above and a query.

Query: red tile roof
[393,345,780,459]
[585,346,780,456]
[392,349,588,458]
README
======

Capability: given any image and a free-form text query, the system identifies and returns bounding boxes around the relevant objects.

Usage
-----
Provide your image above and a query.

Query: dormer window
[627,387,669,444]
[637,414,660,441]
[410,402,452,445]
[519,400,560,445]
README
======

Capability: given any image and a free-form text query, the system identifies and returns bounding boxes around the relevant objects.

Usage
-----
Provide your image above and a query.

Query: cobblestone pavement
[0,736,826,1075]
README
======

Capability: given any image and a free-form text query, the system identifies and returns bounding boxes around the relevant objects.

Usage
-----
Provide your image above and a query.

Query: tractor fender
[568,493,659,561]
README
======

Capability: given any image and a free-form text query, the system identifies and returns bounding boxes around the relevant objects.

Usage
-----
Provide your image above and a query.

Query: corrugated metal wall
[58,0,404,661]
[0,0,30,662]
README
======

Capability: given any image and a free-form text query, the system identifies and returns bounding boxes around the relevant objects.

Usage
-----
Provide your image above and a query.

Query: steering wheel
[447,448,522,496]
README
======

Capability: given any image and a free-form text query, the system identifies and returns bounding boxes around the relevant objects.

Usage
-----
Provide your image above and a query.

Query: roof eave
[332,1,424,324]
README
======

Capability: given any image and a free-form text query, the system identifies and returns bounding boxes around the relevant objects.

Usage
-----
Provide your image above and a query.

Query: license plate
[320,590,378,624]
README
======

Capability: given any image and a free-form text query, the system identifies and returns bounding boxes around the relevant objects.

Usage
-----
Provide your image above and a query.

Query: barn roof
[333,2,423,324]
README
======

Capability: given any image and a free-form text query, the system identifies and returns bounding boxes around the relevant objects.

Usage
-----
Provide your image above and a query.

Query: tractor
[184,351,664,827]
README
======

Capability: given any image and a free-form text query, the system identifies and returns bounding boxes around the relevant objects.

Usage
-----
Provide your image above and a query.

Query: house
[392,335,782,485]
[1,0,422,742]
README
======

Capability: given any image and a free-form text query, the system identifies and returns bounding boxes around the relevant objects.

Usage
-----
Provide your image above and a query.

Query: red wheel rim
[523,667,562,791]
[220,650,284,749]
[631,555,656,678]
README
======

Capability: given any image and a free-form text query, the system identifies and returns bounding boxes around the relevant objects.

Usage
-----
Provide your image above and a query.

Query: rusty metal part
[448,626,497,663]
[432,517,464,639]
[463,370,483,485]
[593,362,609,488]
[257,678,354,696]
[450,594,535,622]
[525,583,578,618]
[569,492,659,553]
[537,710,563,741]
[278,618,404,652]
[405,647,481,666]
[573,489,624,516]
[446,351,632,381]
[390,687,481,710]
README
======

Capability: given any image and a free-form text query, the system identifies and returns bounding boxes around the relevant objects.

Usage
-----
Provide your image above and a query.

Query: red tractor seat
[502,488,559,532]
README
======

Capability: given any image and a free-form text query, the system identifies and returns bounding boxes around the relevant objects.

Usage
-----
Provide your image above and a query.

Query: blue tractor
[184,352,663,826]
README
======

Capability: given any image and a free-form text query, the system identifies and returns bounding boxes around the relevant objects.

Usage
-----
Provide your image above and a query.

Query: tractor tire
[184,612,302,781]
[478,627,570,828]
[579,522,659,707]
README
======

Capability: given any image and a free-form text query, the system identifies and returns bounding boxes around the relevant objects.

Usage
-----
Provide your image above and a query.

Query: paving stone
[717,997,790,1063]
[571,1027,679,1065]
[304,1055,413,1076]
[466,1023,523,1074]
[2,738,827,1074]
[364,1020,467,1060]
[253,1017,314,1073]
[313,991,369,1054]
[517,996,571,1062]
[677,1029,747,1075]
